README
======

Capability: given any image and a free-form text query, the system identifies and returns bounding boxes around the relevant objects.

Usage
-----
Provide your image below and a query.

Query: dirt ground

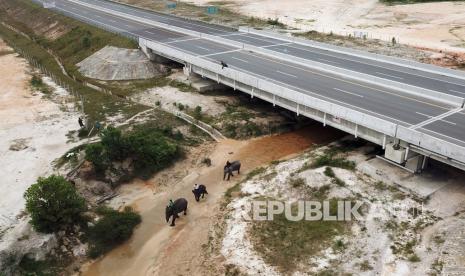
[0,39,81,232]
[215,141,465,275]
[78,124,343,275]
[184,0,465,53]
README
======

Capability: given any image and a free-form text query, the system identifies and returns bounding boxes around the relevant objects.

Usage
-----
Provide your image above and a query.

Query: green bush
[85,126,181,178]
[100,126,129,161]
[193,105,202,120]
[24,175,86,233]
[87,206,141,258]
[85,143,108,174]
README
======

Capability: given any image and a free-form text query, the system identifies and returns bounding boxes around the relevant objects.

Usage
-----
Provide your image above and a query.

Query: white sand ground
[184,0,465,52]
[0,40,81,233]
[221,142,465,275]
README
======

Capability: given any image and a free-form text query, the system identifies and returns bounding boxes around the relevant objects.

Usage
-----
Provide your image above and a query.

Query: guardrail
[396,126,465,164]
[239,27,465,81]
[67,0,465,107]
[141,38,398,138]
[240,44,465,108]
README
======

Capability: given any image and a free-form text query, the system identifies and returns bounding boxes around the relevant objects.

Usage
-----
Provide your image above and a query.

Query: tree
[85,143,108,174]
[24,175,86,233]
[100,126,129,161]
[87,206,141,258]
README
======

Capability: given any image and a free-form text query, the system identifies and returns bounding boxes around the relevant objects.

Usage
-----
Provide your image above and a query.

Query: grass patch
[358,260,374,271]
[408,254,421,262]
[250,204,347,273]
[87,206,141,258]
[17,256,63,276]
[245,167,266,180]
[289,177,306,188]
[30,74,51,94]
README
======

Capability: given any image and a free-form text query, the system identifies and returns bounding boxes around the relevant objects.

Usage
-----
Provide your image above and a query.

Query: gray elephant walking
[192,184,208,202]
[165,198,188,226]
[223,160,241,181]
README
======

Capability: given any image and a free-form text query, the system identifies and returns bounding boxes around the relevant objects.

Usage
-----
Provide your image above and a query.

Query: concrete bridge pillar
[139,44,171,64]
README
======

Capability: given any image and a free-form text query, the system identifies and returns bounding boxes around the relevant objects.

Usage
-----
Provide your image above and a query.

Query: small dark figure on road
[192,184,208,202]
[223,160,241,181]
[78,117,84,128]
[221,60,228,69]
[166,198,188,226]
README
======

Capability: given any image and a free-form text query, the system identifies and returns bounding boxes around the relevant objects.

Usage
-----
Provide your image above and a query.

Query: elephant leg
[184,208,187,215]
[170,216,176,227]
[238,168,240,174]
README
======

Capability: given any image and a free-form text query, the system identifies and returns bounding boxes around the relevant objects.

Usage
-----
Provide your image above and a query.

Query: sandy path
[0,40,80,230]
[183,0,465,52]
[81,124,343,275]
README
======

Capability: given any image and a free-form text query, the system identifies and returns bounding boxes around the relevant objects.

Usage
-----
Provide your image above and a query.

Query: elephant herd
[165,160,241,226]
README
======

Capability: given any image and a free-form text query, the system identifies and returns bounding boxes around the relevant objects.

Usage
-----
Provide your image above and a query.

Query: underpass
[38,0,465,172]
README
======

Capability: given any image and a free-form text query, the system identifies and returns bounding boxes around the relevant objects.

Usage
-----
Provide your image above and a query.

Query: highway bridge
[37,0,465,172]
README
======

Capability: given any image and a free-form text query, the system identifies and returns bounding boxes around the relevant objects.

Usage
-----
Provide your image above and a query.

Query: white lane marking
[73,0,231,34]
[165,37,201,44]
[277,70,298,78]
[242,33,287,44]
[236,51,449,110]
[60,1,182,36]
[317,58,339,65]
[415,112,433,118]
[375,71,404,80]
[333,88,364,98]
[231,56,249,63]
[195,46,211,52]
[449,89,465,96]
[199,49,241,57]
[418,127,465,145]
[415,112,457,125]
[261,43,292,48]
[201,54,412,126]
[285,43,465,88]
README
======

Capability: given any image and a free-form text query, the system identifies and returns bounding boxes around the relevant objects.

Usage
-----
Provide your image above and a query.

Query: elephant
[223,160,241,181]
[192,184,208,202]
[165,198,188,227]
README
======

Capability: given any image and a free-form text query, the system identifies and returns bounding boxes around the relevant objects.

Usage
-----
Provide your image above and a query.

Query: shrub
[87,206,141,258]
[24,175,86,233]
[290,177,306,188]
[193,105,202,120]
[100,126,129,161]
[85,143,108,174]
[324,167,335,178]
[85,126,181,178]
[81,36,91,48]
[30,75,43,87]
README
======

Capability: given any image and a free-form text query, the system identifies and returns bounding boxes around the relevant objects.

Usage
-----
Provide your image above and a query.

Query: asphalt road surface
[61,0,465,98]
[47,0,465,147]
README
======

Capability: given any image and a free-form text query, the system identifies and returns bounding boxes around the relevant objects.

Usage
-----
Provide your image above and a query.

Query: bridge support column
[183,65,192,77]
[323,113,326,126]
